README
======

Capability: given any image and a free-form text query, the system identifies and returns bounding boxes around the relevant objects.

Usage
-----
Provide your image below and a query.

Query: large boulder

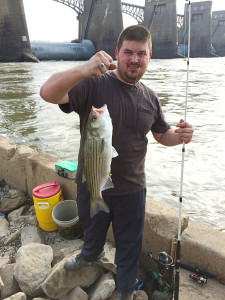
[0,216,9,240]
[41,251,103,299]
[59,286,88,300]
[3,292,27,300]
[0,263,20,299]
[14,243,53,297]
[20,226,45,246]
[0,190,27,214]
[89,272,115,300]
[51,238,83,266]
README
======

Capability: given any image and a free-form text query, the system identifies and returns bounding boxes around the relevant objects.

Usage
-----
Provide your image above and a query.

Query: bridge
[0,0,219,62]
[41,0,180,59]
[51,1,183,27]
[51,1,145,23]
[51,0,84,17]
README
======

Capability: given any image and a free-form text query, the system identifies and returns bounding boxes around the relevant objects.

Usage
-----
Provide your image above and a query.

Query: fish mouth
[92,104,107,114]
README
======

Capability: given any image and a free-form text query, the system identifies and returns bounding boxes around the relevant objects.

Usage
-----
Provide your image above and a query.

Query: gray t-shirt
[59,71,170,196]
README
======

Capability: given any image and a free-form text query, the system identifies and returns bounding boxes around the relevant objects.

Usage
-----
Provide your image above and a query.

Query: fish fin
[102,176,114,191]
[90,198,110,218]
[112,146,118,158]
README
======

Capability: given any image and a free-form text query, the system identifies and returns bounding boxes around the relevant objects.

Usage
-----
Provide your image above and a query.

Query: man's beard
[117,60,143,84]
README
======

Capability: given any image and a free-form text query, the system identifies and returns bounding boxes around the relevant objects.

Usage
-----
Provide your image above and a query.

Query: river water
[0,57,224,232]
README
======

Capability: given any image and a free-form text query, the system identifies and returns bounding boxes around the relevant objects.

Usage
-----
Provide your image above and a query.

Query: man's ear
[149,51,152,60]
[115,47,119,60]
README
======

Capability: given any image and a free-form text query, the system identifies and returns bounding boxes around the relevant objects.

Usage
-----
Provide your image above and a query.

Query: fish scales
[81,104,118,218]
[84,139,107,198]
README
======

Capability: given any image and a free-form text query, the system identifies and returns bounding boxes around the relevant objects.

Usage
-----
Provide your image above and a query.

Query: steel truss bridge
[52,0,84,16]
[52,0,183,26]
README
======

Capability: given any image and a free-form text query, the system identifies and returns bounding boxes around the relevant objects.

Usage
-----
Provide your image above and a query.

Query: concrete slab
[140,197,189,272]
[0,136,17,182]
[25,152,77,201]
[181,221,225,279]
[179,268,225,300]
[0,136,37,191]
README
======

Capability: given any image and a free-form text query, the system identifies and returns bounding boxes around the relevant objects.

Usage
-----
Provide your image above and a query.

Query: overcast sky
[23,0,225,42]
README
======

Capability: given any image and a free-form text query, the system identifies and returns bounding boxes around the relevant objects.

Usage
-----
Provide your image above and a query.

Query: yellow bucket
[32,182,63,231]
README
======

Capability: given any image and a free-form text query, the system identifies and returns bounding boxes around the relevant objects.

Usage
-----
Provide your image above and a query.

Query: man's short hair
[117,25,152,52]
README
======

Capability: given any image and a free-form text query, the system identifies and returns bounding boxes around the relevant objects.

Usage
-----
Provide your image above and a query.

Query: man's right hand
[40,50,117,104]
[82,51,117,78]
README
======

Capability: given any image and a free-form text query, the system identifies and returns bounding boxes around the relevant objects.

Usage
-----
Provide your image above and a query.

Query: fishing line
[174,1,191,300]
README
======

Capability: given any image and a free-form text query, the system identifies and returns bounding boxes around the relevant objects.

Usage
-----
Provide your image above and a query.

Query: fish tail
[90,197,110,219]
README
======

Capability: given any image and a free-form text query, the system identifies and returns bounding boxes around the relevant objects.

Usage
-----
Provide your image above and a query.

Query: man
[40,25,193,300]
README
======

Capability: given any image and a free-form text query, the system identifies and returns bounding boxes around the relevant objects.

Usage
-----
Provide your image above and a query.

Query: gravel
[0,179,65,258]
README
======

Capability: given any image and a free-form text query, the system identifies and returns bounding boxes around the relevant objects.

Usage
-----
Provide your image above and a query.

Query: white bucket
[52,200,82,239]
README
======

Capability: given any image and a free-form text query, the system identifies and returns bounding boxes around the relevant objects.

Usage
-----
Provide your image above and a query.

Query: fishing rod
[174,1,191,300]
[180,263,225,285]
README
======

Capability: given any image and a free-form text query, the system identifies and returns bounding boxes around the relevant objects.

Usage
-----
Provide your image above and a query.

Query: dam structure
[142,0,178,59]
[80,0,123,59]
[179,1,212,58]
[0,0,38,62]
[212,11,225,57]
[0,0,225,62]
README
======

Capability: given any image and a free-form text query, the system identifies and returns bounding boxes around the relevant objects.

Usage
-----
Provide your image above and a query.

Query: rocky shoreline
[1,180,225,300]
[1,135,225,299]
[0,179,151,300]
[0,179,65,258]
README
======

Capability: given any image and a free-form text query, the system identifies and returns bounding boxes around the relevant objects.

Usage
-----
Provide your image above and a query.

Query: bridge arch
[49,0,146,42]
[51,0,145,25]
[45,1,183,32]
[51,0,84,16]
[121,2,145,24]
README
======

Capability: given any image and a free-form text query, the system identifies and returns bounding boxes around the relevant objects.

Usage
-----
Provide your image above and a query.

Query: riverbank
[1,58,225,232]
[0,135,224,299]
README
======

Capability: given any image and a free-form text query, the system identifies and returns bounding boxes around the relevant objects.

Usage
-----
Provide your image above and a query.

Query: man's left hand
[175,119,194,144]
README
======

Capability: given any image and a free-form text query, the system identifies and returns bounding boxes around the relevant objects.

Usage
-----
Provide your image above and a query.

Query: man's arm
[39,51,116,104]
[152,119,194,146]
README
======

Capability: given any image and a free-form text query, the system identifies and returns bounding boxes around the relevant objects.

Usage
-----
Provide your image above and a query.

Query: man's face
[115,40,151,84]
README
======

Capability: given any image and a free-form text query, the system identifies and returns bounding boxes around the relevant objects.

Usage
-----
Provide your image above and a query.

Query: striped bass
[82,104,118,218]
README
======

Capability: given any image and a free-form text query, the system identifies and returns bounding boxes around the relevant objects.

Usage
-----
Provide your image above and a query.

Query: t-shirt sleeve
[151,95,171,133]
[58,78,90,115]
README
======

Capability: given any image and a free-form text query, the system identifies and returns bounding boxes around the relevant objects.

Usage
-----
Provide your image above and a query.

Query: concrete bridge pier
[77,14,84,43]
[184,1,212,57]
[143,0,178,59]
[0,0,38,62]
[81,0,123,59]
[212,11,225,56]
